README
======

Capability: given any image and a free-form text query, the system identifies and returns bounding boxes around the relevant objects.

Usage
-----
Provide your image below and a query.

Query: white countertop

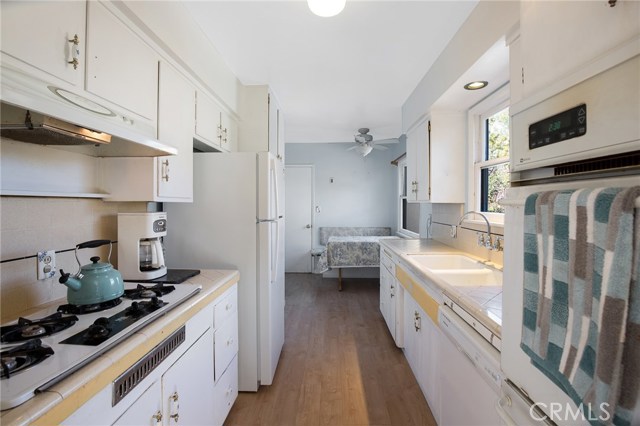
[0,269,239,426]
[380,238,503,337]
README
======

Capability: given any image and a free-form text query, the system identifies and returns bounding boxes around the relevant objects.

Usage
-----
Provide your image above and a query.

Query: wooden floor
[224,273,436,426]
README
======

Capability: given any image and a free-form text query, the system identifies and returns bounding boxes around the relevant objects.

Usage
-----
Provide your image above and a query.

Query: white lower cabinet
[63,284,239,426]
[115,330,215,425]
[380,249,403,347]
[402,284,441,423]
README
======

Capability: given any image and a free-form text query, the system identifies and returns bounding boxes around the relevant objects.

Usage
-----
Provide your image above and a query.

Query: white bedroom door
[285,165,313,273]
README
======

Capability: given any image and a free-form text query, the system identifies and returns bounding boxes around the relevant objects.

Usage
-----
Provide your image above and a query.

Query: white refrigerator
[164,151,285,392]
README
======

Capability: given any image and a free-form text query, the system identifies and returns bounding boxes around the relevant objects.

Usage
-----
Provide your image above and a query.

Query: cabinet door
[429,113,465,203]
[86,1,158,121]
[520,1,640,98]
[195,90,222,149]
[220,111,237,152]
[388,276,397,341]
[420,313,441,423]
[406,120,430,202]
[403,292,418,373]
[162,330,215,426]
[157,62,194,201]
[113,380,163,426]
[0,1,85,87]
[277,108,285,161]
[379,266,390,331]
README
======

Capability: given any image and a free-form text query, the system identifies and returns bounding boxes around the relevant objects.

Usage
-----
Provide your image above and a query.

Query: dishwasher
[438,302,503,425]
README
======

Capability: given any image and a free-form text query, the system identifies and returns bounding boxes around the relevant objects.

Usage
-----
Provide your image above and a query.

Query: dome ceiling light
[307,0,346,17]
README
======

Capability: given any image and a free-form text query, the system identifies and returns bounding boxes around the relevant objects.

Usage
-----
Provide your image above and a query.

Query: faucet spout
[458,211,492,248]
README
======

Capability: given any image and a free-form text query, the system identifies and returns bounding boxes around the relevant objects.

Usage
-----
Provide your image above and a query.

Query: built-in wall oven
[499,39,640,426]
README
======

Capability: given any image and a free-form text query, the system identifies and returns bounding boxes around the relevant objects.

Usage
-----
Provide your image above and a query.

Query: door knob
[305,224,311,229]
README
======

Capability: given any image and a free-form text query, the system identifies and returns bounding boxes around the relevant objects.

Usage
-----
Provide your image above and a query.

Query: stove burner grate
[123,284,176,300]
[1,313,79,344]
[57,298,122,315]
[1,339,54,379]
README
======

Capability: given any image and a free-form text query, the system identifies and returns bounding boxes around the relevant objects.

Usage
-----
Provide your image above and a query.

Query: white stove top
[0,283,201,411]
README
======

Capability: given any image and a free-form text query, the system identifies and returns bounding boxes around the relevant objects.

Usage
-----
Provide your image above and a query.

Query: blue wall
[286,141,405,246]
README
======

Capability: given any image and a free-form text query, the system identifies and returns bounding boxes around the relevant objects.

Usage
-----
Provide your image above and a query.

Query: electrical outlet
[37,250,56,280]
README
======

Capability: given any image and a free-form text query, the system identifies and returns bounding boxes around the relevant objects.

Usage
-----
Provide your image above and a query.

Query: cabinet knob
[152,411,163,423]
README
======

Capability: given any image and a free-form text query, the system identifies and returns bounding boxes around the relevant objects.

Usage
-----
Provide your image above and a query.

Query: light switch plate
[37,250,56,280]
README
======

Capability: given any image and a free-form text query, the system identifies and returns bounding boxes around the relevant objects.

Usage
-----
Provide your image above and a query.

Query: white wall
[285,142,405,247]
[402,1,519,131]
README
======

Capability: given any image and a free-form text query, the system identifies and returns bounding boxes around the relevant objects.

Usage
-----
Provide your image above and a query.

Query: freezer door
[258,220,285,386]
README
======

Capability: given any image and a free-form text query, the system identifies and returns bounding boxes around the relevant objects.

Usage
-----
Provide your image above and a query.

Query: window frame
[397,156,420,238]
[466,84,510,225]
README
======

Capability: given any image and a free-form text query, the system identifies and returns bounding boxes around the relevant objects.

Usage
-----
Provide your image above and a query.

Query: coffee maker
[117,212,167,281]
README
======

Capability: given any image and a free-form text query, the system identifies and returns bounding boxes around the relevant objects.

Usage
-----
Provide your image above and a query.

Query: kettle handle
[75,240,113,269]
[76,239,112,250]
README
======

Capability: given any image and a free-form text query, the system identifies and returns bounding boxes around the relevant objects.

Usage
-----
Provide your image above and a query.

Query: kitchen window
[468,85,510,223]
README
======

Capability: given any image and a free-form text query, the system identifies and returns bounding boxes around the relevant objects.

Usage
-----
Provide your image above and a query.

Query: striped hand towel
[522,186,640,426]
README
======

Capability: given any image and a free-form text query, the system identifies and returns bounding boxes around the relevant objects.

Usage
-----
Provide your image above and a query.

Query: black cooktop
[124,269,200,285]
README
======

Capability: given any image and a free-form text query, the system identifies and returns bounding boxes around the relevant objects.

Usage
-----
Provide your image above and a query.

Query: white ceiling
[183,1,479,143]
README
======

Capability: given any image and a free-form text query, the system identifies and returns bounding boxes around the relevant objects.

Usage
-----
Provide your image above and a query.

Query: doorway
[285,165,314,273]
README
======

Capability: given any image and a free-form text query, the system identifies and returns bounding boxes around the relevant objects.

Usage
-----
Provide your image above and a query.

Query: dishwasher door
[438,305,503,426]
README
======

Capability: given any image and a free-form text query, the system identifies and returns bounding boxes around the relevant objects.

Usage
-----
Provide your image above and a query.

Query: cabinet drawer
[214,314,238,382]
[213,355,238,426]
[380,249,395,273]
[214,285,237,329]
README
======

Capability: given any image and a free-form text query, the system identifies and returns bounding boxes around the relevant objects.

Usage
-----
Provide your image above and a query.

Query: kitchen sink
[435,269,502,287]
[406,254,485,270]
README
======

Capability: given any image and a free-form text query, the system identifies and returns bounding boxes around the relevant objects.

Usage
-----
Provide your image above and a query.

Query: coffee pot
[117,212,168,281]
[58,240,124,306]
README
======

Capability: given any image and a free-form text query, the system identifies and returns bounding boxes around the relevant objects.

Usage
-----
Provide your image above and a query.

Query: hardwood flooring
[224,273,436,426]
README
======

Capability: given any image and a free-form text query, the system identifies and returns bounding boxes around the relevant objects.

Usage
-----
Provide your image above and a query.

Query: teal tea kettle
[59,240,124,306]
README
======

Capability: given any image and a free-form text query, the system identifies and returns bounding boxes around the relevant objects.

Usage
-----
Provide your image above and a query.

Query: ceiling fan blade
[346,145,358,151]
[372,145,388,151]
[371,137,398,145]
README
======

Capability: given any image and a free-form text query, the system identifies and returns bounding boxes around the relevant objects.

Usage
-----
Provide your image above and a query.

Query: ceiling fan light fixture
[356,144,373,157]
[307,0,346,17]
[464,80,489,91]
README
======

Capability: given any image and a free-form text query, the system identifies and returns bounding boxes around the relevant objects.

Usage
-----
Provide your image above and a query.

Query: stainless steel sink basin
[406,254,485,270]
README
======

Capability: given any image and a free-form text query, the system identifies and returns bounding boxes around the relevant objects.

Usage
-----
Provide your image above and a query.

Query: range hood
[1,105,112,146]
[0,63,177,157]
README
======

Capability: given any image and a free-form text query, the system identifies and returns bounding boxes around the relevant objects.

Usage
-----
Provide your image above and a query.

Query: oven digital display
[528,103,587,149]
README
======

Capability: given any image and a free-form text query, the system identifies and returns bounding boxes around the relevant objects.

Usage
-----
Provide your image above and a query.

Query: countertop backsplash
[0,197,148,321]
[429,203,504,267]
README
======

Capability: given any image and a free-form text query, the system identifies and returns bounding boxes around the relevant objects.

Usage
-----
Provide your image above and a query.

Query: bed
[314,227,394,290]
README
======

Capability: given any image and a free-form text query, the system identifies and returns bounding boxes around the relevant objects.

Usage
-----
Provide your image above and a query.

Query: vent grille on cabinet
[112,326,185,406]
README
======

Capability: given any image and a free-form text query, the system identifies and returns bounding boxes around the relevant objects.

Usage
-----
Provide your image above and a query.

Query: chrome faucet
[458,211,493,249]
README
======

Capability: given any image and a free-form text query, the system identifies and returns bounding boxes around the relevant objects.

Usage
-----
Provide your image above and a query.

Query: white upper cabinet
[194,89,237,152]
[238,85,283,156]
[86,1,159,121]
[406,118,430,202]
[195,89,222,150]
[100,61,194,202]
[220,110,238,152]
[0,1,86,87]
[519,1,640,98]
[156,61,194,201]
[405,112,465,203]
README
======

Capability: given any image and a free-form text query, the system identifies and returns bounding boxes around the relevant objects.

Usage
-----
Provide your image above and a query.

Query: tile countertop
[0,269,239,426]
[380,238,503,338]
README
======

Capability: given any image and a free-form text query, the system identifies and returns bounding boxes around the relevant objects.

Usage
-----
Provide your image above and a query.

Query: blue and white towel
[522,186,640,426]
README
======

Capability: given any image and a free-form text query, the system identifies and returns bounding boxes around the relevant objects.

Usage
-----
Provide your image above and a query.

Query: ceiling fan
[347,128,404,157]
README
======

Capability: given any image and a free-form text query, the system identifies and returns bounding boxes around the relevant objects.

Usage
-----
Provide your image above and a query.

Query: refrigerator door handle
[271,220,279,283]
[271,159,280,220]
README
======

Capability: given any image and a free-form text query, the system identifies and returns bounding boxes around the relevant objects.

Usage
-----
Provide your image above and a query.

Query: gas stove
[0,282,201,411]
